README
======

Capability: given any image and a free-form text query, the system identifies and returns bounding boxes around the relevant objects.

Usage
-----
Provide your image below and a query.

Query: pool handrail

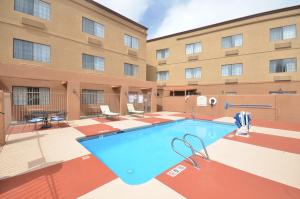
[183,133,210,160]
[171,138,200,169]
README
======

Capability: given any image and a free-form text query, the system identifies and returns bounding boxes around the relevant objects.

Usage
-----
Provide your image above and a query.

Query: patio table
[30,110,60,129]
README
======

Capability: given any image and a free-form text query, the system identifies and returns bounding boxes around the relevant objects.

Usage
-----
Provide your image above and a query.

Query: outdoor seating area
[1,111,300,199]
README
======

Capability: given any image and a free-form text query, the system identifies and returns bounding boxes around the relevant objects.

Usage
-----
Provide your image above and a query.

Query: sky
[93,0,300,39]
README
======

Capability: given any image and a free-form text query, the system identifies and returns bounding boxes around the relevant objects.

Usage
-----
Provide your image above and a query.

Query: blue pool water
[79,119,236,185]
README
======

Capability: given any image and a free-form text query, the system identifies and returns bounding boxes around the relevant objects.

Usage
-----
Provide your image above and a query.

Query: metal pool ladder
[171,133,209,169]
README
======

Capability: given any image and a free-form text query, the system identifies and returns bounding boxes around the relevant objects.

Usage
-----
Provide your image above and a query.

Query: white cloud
[93,0,152,22]
[153,0,300,38]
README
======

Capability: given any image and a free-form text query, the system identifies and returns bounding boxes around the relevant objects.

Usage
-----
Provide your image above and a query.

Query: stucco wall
[162,94,300,123]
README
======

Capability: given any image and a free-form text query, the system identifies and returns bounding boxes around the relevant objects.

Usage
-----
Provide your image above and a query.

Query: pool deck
[1,112,300,198]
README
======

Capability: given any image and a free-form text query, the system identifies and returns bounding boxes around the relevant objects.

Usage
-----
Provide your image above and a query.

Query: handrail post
[171,138,200,169]
[183,133,210,160]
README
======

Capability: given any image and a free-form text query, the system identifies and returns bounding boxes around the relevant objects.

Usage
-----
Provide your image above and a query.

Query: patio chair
[50,112,67,127]
[28,117,45,130]
[127,103,144,117]
[100,105,119,119]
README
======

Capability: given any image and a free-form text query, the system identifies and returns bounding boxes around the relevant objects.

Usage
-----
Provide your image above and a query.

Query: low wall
[162,94,300,123]
[0,91,11,145]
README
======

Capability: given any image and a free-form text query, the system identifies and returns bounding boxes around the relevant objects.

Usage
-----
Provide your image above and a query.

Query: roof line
[84,0,148,30]
[147,5,300,42]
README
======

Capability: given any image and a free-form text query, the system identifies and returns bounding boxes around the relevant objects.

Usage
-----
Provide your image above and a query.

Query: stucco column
[119,85,128,115]
[0,91,5,145]
[151,87,157,112]
[66,81,81,120]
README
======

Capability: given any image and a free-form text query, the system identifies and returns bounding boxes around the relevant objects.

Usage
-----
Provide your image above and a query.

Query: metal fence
[80,92,120,117]
[11,90,67,123]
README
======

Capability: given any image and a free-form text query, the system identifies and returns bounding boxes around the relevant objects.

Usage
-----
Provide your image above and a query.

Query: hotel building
[147,6,300,97]
[0,0,157,121]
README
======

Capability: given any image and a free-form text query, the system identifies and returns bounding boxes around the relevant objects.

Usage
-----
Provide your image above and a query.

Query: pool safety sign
[167,165,186,177]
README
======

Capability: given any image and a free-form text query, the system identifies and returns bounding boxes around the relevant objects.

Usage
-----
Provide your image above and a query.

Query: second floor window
[269,58,296,73]
[186,43,202,55]
[124,35,139,49]
[156,48,169,60]
[221,64,243,76]
[222,34,243,48]
[13,86,50,105]
[124,63,138,76]
[270,25,296,41]
[14,0,50,20]
[82,17,104,38]
[13,39,50,63]
[185,67,201,79]
[82,54,104,71]
[157,71,169,81]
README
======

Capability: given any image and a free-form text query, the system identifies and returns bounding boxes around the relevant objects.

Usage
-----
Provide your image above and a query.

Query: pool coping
[77,118,236,142]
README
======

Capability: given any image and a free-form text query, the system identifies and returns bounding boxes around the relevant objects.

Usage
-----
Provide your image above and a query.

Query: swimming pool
[79,119,236,185]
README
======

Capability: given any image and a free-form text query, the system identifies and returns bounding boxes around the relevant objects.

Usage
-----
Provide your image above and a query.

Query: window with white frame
[186,43,202,55]
[124,63,138,76]
[221,64,243,76]
[157,71,169,81]
[82,17,104,38]
[13,39,50,63]
[270,25,296,41]
[81,89,104,104]
[185,67,201,79]
[14,0,50,20]
[13,86,50,105]
[124,35,139,49]
[222,34,243,48]
[269,58,297,73]
[82,54,104,72]
[156,48,169,60]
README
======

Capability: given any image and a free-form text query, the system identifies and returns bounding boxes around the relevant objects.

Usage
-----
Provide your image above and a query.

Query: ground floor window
[81,89,104,104]
[13,86,50,105]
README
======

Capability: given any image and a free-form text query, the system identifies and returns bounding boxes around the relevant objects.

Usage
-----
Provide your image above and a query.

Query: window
[222,34,243,48]
[82,17,104,38]
[221,64,243,76]
[269,58,296,73]
[13,86,50,105]
[185,67,201,79]
[157,71,169,81]
[186,43,202,55]
[14,0,50,20]
[270,25,296,41]
[81,89,104,104]
[82,54,104,71]
[156,48,169,60]
[13,39,50,63]
[124,63,138,76]
[124,35,139,49]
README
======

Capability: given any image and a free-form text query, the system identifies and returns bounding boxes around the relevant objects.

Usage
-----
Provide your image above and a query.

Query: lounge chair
[127,103,144,117]
[100,105,120,119]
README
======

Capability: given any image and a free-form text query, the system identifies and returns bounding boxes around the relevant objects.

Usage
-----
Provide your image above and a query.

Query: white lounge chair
[127,103,144,117]
[100,105,119,119]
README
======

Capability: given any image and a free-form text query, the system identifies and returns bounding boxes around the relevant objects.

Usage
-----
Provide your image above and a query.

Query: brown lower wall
[162,94,300,123]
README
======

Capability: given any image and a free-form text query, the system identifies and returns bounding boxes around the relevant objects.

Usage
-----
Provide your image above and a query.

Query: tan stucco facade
[147,6,300,95]
[0,0,157,120]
